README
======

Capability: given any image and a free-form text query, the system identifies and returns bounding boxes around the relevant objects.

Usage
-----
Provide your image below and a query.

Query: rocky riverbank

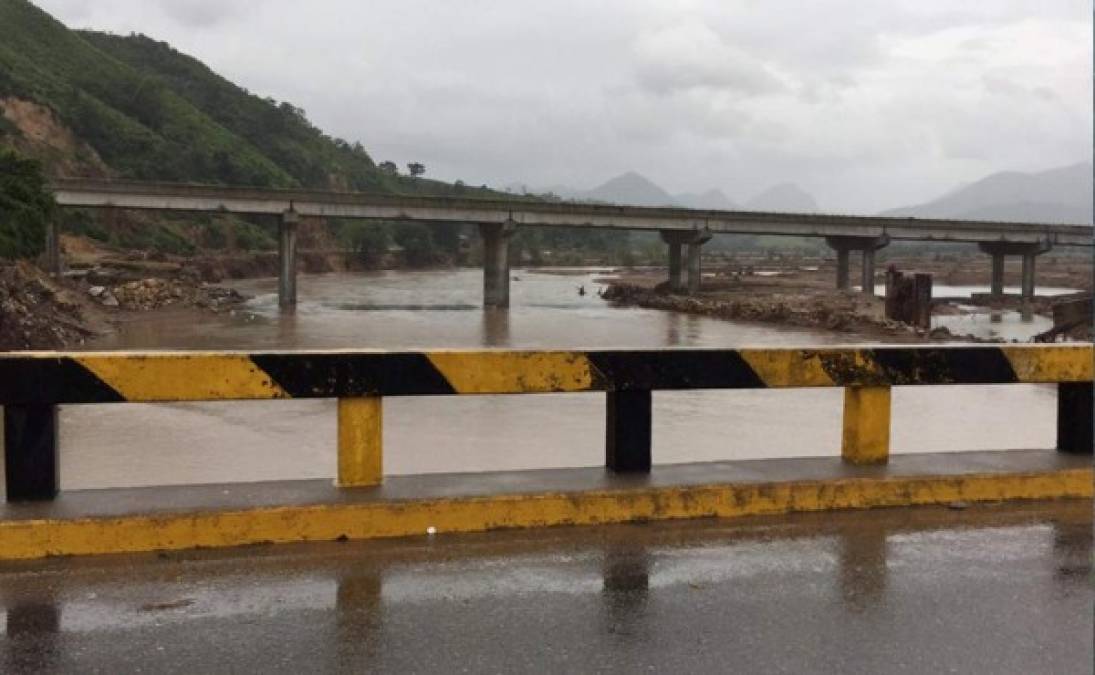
[0,260,248,350]
[600,282,954,342]
[0,261,97,349]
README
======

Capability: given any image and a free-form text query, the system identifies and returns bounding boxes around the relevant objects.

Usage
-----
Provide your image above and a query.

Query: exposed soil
[0,97,111,178]
[0,257,248,350]
[0,261,103,349]
[599,253,1093,343]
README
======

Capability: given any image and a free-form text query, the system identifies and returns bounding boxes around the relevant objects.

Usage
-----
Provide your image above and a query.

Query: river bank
[597,256,1092,343]
[4,242,1091,349]
[0,259,247,350]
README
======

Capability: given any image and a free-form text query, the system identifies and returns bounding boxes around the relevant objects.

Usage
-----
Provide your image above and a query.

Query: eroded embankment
[0,260,248,349]
[600,282,952,342]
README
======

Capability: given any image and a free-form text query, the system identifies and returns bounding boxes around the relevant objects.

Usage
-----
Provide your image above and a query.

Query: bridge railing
[1,345,1091,501]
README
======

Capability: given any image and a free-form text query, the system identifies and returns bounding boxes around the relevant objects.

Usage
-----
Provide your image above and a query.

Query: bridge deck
[0,499,1089,673]
[49,178,1093,245]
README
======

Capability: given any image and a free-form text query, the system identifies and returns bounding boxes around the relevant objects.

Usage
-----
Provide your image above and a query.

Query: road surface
[0,500,1090,673]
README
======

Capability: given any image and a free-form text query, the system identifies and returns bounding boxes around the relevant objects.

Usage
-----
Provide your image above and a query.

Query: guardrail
[1,345,1091,502]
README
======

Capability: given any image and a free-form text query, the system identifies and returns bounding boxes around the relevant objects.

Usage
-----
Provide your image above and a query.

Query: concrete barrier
[0,345,1090,559]
[2,344,1091,498]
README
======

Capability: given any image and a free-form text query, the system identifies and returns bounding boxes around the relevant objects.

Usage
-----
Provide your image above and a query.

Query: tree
[407,162,425,179]
[378,161,398,176]
[0,149,53,260]
[393,223,440,267]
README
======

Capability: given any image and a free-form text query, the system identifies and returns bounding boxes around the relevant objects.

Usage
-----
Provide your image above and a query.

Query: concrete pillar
[686,242,703,294]
[835,248,850,290]
[1021,251,1036,301]
[278,211,299,308]
[661,230,709,293]
[667,242,683,292]
[826,235,888,294]
[861,248,876,296]
[480,221,515,308]
[842,386,891,465]
[337,397,383,487]
[990,252,1005,298]
[979,240,1050,302]
[44,221,61,277]
[659,229,712,295]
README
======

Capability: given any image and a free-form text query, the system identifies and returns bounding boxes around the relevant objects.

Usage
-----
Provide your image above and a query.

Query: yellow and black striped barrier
[1,344,1091,501]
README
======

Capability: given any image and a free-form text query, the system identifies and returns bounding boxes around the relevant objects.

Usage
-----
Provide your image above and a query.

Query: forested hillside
[0,0,632,263]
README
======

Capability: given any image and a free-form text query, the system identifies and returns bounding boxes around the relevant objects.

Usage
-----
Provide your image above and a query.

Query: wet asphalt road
[0,500,1090,674]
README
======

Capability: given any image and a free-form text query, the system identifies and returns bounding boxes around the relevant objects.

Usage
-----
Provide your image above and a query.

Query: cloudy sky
[38,0,1093,212]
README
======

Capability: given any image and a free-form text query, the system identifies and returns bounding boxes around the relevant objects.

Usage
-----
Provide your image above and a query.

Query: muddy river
[51,269,1059,489]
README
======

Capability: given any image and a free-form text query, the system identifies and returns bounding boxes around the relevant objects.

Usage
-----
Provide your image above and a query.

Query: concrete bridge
[47,179,1093,308]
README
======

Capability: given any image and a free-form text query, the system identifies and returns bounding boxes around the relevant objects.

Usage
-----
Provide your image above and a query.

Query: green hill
[0,0,399,190]
[0,0,632,264]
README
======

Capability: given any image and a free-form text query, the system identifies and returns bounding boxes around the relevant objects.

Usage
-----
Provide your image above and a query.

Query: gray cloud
[159,0,240,28]
[34,0,1093,212]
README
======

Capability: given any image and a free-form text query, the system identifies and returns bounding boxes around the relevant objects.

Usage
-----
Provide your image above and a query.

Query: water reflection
[837,525,887,612]
[0,506,1089,671]
[335,569,383,666]
[600,537,653,643]
[3,601,61,673]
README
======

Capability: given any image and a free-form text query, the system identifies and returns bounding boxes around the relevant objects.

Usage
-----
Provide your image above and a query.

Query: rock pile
[601,283,971,342]
[0,262,93,349]
[88,277,245,312]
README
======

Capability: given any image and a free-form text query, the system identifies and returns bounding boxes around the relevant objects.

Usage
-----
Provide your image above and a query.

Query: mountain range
[519,171,822,213]
[880,162,1092,224]
[523,162,1091,225]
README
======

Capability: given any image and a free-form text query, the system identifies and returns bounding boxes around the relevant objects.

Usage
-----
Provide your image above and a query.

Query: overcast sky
[37,0,1093,212]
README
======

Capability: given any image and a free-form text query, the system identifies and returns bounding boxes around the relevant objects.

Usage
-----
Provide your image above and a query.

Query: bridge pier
[666,241,683,292]
[990,251,1005,296]
[826,235,890,295]
[480,221,516,308]
[977,241,1051,301]
[661,229,712,294]
[278,210,299,308]
[44,221,62,277]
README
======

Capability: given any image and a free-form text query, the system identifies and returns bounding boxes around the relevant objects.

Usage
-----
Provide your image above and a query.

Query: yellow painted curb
[0,468,1090,560]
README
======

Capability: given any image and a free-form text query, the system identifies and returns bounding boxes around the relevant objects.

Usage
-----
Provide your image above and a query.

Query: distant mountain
[881,162,1093,224]
[744,183,819,212]
[520,172,824,215]
[577,171,677,207]
[673,189,738,210]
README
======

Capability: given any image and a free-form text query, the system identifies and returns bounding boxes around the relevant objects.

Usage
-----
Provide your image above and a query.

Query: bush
[0,149,53,259]
[394,223,444,267]
[338,221,390,268]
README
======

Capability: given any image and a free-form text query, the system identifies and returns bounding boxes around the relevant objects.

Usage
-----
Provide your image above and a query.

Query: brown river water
[50,268,1058,489]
